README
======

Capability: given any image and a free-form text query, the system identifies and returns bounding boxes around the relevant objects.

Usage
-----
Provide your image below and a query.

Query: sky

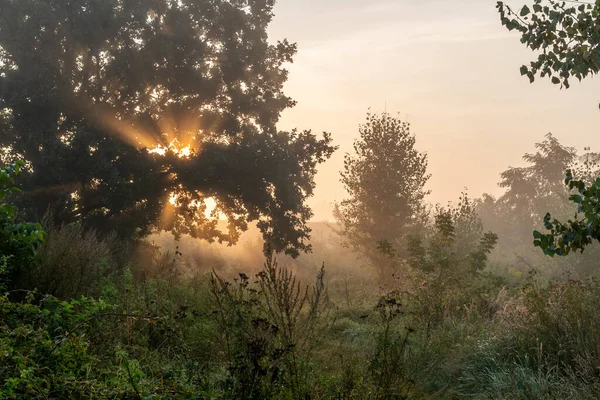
[266,0,600,221]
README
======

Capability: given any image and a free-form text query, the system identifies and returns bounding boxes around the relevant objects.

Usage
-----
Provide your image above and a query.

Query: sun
[176,145,191,158]
[149,139,193,158]
[151,136,224,224]
[167,192,220,220]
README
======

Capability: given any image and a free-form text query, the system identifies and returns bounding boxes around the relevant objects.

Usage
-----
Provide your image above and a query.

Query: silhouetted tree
[496,134,577,234]
[475,135,578,254]
[334,112,429,277]
[475,135,600,276]
[0,0,335,257]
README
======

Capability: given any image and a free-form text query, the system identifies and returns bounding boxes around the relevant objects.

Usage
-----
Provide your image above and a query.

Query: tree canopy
[0,0,336,257]
[334,112,429,272]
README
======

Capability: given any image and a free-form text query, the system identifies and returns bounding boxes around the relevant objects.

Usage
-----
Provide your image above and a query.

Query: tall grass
[7,223,600,398]
[27,222,114,298]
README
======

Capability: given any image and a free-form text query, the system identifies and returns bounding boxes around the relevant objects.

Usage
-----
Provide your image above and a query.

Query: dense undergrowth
[2,162,600,399]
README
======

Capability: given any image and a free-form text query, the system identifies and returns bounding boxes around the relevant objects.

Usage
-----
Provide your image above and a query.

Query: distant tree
[475,134,579,240]
[0,0,336,257]
[334,112,430,278]
[495,133,577,235]
[474,134,600,275]
[408,191,498,281]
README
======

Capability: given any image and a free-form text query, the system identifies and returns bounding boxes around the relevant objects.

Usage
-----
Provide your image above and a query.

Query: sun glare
[176,145,192,158]
[149,139,193,158]
[167,192,220,220]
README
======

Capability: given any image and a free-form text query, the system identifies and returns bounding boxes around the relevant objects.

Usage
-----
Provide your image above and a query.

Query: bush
[368,292,414,399]
[0,161,45,291]
[29,222,115,299]
[0,291,112,398]
[454,277,600,399]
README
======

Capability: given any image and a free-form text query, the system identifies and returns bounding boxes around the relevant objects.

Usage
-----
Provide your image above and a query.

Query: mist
[270,0,600,221]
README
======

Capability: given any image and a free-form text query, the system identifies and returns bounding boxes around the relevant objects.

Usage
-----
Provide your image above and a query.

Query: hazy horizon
[267,0,600,221]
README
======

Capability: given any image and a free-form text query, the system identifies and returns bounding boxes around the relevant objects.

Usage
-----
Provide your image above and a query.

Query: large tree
[334,112,430,274]
[0,0,335,257]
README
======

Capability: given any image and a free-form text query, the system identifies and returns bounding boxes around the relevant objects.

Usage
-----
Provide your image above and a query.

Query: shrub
[0,291,112,398]
[454,277,600,399]
[0,161,45,291]
[210,254,329,399]
[29,222,114,299]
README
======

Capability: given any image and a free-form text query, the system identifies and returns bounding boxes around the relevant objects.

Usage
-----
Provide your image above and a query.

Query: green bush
[4,160,600,399]
[0,161,45,291]
[0,291,111,398]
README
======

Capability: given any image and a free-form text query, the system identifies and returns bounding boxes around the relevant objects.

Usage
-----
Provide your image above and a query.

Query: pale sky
[267,0,600,221]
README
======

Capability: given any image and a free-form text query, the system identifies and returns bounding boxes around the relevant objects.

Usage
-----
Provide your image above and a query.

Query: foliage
[0,0,336,257]
[369,292,414,399]
[485,134,577,236]
[534,170,600,256]
[0,274,217,399]
[401,193,501,332]
[0,292,113,398]
[457,277,600,399]
[408,192,498,279]
[334,111,430,277]
[497,0,600,89]
[0,161,45,290]
[2,219,600,399]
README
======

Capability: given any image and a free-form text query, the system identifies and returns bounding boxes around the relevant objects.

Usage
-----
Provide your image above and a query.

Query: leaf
[520,5,531,16]
[520,65,528,76]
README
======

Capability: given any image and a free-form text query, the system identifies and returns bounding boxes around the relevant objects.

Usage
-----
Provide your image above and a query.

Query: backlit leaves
[534,170,600,256]
[497,0,600,89]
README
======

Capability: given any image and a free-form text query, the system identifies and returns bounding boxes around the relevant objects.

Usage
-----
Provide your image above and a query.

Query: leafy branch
[534,169,600,256]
